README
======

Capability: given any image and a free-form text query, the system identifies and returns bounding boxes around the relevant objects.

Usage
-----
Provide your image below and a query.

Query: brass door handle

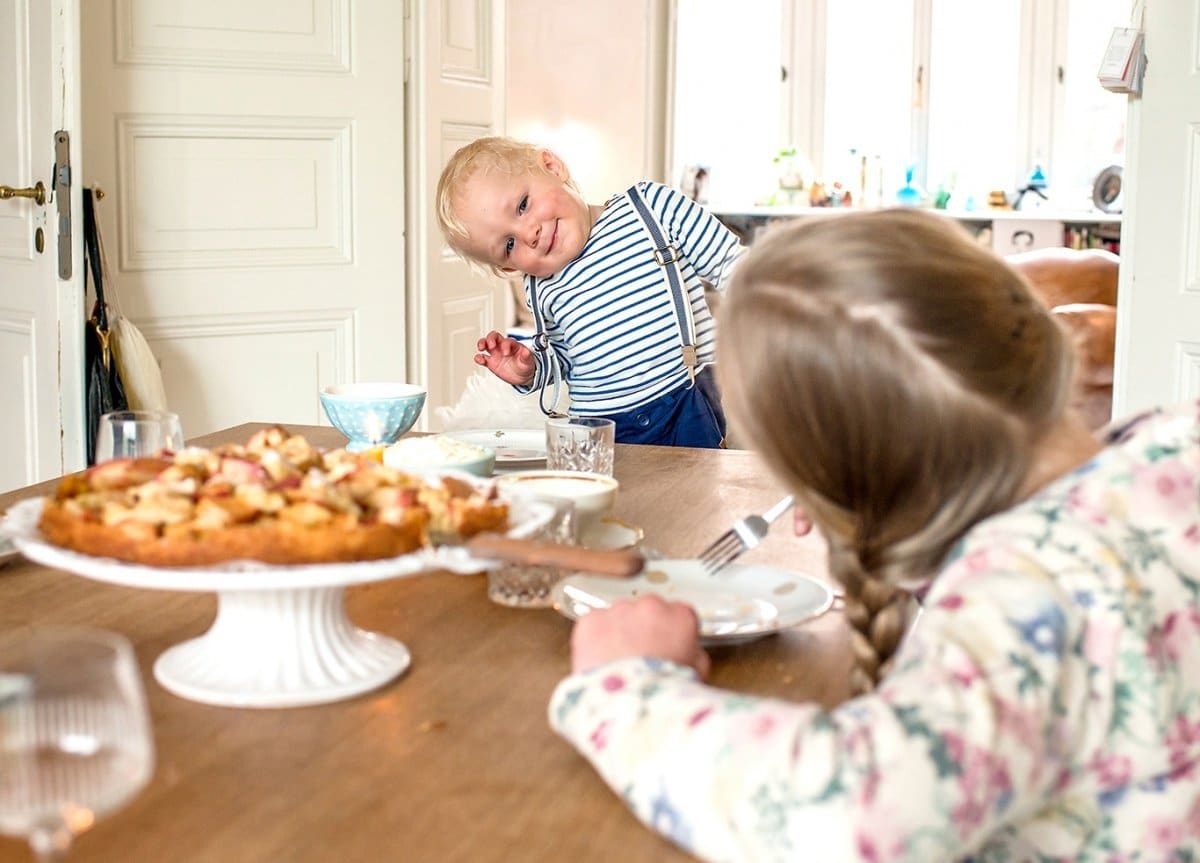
[0,182,46,205]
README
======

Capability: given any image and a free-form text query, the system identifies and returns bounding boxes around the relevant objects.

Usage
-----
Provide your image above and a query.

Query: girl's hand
[474,330,536,386]
[793,505,812,537]
[570,594,710,679]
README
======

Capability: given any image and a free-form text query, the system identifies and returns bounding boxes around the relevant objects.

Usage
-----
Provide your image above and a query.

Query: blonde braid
[829,542,912,694]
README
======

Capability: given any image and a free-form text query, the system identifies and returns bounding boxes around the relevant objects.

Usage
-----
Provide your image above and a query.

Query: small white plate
[552,559,834,646]
[446,428,546,467]
[578,517,643,551]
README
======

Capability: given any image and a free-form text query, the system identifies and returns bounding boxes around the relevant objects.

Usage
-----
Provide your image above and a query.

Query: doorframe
[402,0,508,430]
[53,0,87,475]
[403,0,428,402]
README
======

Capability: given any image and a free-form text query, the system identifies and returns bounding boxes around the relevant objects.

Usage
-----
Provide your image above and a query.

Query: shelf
[712,205,1121,255]
[708,203,1121,225]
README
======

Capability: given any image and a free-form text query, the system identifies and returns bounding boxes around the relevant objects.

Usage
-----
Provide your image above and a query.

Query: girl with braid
[549,209,1200,862]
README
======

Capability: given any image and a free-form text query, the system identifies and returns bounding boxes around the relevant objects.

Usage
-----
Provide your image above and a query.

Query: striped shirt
[519,181,744,416]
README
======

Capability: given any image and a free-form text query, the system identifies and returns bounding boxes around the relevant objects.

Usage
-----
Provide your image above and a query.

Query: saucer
[578,517,643,551]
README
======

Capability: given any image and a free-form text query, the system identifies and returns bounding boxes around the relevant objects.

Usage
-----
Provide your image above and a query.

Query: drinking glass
[545,417,615,476]
[94,411,184,462]
[0,628,155,861]
[487,498,577,608]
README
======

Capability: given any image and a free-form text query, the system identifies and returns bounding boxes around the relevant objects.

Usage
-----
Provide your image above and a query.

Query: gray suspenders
[625,184,700,387]
[525,274,565,417]
[526,183,701,417]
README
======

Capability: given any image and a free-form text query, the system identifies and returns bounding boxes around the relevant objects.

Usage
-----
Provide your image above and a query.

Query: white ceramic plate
[0,494,554,709]
[0,494,553,591]
[552,559,834,646]
[578,517,643,551]
[445,428,546,467]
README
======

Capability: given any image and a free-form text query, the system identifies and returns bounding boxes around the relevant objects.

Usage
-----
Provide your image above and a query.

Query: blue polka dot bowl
[319,383,427,452]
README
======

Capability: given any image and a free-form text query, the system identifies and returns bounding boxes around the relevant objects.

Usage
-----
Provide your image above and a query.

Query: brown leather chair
[1006,248,1119,430]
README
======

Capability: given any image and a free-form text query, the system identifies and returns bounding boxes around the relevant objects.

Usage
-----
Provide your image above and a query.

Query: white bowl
[381,435,495,477]
[494,470,619,535]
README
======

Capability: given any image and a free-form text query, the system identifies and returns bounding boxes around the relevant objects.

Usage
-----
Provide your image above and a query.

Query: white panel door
[0,0,85,493]
[1115,0,1200,413]
[81,0,409,440]
[407,0,507,428]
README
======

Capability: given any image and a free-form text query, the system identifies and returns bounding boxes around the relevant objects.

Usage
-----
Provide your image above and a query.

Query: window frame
[670,0,1076,199]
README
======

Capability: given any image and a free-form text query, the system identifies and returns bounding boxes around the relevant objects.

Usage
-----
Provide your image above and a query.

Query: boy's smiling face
[454,150,595,279]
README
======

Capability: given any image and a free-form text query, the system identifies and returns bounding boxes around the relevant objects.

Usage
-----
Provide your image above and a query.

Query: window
[670,0,1130,211]
[1056,0,1130,207]
[822,0,914,203]
[924,0,1022,207]
[671,0,783,206]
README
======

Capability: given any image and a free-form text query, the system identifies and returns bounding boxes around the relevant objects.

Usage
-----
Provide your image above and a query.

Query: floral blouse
[549,401,1200,862]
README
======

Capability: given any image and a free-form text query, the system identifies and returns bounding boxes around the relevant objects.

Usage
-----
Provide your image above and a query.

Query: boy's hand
[474,330,536,386]
[570,594,710,679]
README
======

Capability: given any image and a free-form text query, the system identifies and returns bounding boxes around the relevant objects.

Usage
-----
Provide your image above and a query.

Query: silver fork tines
[697,495,795,575]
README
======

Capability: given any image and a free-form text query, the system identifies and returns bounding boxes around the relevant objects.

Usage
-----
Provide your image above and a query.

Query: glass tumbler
[486,498,576,608]
[545,417,615,476]
[94,410,184,463]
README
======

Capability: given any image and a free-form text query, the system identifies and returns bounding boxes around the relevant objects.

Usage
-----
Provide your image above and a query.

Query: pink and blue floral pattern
[550,401,1200,861]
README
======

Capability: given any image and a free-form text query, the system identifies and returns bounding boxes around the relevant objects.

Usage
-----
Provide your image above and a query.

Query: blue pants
[607,367,726,448]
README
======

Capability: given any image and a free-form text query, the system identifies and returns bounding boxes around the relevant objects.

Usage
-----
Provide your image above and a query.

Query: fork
[698,494,795,575]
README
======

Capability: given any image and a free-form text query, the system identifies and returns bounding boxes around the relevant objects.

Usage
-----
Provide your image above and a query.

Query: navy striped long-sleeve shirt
[519,181,743,416]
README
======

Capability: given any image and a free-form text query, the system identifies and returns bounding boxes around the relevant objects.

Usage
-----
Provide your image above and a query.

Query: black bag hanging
[83,186,128,465]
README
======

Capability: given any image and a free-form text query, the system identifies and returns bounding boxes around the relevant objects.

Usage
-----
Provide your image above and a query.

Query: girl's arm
[549,560,1084,862]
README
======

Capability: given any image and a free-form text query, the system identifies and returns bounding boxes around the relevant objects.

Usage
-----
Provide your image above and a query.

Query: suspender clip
[653,244,679,266]
[681,345,698,386]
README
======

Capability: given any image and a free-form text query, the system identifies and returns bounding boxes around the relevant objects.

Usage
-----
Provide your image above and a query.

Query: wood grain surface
[0,424,851,863]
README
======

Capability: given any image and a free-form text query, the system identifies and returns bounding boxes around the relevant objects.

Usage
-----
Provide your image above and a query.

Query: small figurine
[896,166,924,207]
[1013,165,1049,210]
[987,189,1012,210]
[808,180,828,207]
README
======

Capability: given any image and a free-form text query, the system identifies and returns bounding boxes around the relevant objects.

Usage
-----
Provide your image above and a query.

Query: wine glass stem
[29,825,72,862]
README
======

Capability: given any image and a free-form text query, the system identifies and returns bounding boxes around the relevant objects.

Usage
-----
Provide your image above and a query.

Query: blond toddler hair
[435,136,580,278]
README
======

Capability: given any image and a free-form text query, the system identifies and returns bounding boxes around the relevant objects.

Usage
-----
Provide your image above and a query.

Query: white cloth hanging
[110,317,168,412]
[91,186,170,414]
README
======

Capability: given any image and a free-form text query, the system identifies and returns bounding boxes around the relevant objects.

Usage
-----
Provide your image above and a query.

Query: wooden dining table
[0,423,853,863]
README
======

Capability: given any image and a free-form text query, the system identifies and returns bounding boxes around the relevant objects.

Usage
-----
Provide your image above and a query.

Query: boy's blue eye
[504,238,514,256]
[518,195,528,214]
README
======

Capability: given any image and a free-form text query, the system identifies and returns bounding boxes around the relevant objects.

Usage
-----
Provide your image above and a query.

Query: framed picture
[1093,165,1123,213]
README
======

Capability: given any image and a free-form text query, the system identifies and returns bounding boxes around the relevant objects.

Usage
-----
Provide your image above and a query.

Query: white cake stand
[3,497,549,708]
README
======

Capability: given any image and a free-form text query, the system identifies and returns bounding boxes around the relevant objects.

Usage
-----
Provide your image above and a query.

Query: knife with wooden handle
[464,534,644,578]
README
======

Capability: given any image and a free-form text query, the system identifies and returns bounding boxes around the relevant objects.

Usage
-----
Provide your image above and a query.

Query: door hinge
[53,130,71,280]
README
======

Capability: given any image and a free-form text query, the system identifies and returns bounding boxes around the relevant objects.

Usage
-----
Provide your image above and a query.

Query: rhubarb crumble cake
[38,426,508,566]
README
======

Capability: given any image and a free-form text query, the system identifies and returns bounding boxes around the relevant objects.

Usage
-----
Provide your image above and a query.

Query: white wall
[1111,0,1200,415]
[506,0,667,203]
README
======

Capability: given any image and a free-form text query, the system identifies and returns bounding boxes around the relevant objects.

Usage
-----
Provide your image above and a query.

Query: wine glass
[0,628,155,861]
[94,410,184,462]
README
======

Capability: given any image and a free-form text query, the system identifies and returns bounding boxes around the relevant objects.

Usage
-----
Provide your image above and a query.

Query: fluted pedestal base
[154,587,410,708]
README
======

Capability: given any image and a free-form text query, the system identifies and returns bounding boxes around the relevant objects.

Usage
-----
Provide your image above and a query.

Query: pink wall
[505,0,666,204]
